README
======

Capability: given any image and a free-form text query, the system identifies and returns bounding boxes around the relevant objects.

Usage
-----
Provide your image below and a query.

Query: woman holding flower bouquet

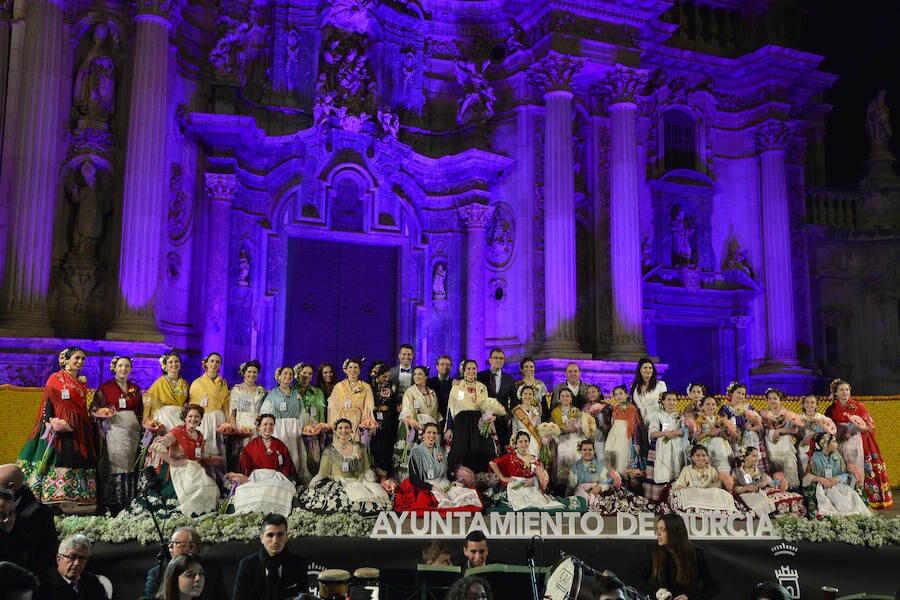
[17,346,98,504]
[393,366,441,480]
[719,382,768,472]
[571,439,655,516]
[260,365,310,484]
[447,359,505,473]
[229,360,266,442]
[795,394,835,474]
[299,418,391,514]
[91,355,143,513]
[824,378,892,509]
[487,431,579,512]
[394,423,482,513]
[759,388,801,490]
[327,358,377,444]
[369,360,399,478]
[189,352,230,463]
[146,403,221,516]
[227,413,296,516]
[144,351,190,432]
[294,362,329,475]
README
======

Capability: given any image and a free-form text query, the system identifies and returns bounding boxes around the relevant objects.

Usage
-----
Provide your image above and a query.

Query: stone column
[605,66,648,359]
[202,173,236,357]
[755,121,798,365]
[0,0,66,335]
[107,0,173,341]
[530,55,584,356]
[458,203,494,361]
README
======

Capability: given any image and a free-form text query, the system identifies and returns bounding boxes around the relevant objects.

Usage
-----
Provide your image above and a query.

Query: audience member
[445,575,492,600]
[461,530,489,571]
[421,541,453,566]
[642,514,718,599]
[750,581,791,600]
[157,553,205,600]
[233,513,308,600]
[0,560,40,600]
[593,572,628,600]
[144,527,228,599]
[0,465,56,576]
[38,534,107,600]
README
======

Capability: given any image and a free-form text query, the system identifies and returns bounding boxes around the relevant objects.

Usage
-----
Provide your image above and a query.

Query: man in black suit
[39,534,108,600]
[426,354,454,431]
[388,343,416,396]
[477,348,517,442]
[0,464,58,574]
[234,513,308,600]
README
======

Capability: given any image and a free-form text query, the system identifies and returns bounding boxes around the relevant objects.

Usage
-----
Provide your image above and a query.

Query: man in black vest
[234,513,308,600]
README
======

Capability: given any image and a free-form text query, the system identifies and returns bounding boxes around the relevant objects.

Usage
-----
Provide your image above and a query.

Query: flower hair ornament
[293,362,310,376]
[686,382,707,396]
[726,381,745,396]
[342,357,365,370]
[109,355,132,373]
[829,378,850,396]
[158,350,180,372]
[816,432,835,451]
[274,366,293,382]
[58,348,70,366]
[369,361,390,379]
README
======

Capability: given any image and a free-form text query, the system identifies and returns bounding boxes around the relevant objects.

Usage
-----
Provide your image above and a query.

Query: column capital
[529,55,581,96]
[730,314,752,329]
[458,203,494,229]
[601,65,649,105]
[133,0,176,22]
[753,120,791,153]
[205,172,238,202]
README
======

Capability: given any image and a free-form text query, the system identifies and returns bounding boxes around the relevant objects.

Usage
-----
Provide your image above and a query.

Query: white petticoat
[232,469,295,516]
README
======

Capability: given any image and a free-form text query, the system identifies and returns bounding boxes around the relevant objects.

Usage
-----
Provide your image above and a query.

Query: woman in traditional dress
[571,439,656,516]
[91,355,143,513]
[796,394,836,474]
[394,423,481,513]
[694,396,734,477]
[666,445,745,516]
[147,404,221,516]
[629,357,667,426]
[732,446,805,518]
[327,358,377,444]
[643,390,687,501]
[229,360,265,440]
[394,366,440,480]
[17,346,98,504]
[510,385,542,457]
[513,357,548,406]
[188,353,229,464]
[759,388,801,490]
[294,362,329,475]
[719,382,767,471]
[584,384,611,457]
[548,388,585,491]
[603,386,642,474]
[802,432,870,517]
[145,351,190,432]
[299,418,391,514]
[643,514,719,600]
[447,359,505,473]
[824,378,893,510]
[316,361,338,400]
[227,414,296,516]
[260,365,309,484]
[487,432,578,512]
[368,360,399,478]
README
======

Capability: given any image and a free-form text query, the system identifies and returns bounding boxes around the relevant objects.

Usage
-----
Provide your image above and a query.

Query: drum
[543,555,599,600]
[318,568,351,599]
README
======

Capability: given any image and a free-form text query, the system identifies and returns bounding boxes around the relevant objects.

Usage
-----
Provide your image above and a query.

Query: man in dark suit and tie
[477,348,517,442]
[426,354,454,431]
[234,513,308,600]
[388,343,415,395]
[39,534,108,600]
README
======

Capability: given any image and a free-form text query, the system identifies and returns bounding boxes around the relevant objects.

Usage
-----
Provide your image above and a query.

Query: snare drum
[318,568,351,598]
[543,555,599,600]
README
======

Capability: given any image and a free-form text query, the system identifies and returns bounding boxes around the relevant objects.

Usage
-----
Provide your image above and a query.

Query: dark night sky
[799,0,900,189]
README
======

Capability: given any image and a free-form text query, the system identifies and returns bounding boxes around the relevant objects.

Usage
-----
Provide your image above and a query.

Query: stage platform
[85,530,899,599]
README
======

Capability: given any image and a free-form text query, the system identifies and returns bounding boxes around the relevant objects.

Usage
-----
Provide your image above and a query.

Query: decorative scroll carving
[167,163,192,242]
[529,55,581,95]
[753,120,791,152]
[458,203,494,228]
[205,172,238,200]
[69,128,114,158]
[485,203,514,268]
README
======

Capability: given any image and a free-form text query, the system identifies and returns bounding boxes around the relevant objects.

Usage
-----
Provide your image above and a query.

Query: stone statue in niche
[377,109,399,139]
[866,89,892,154]
[237,246,251,286]
[641,236,653,269]
[73,23,116,125]
[65,161,110,256]
[285,28,301,74]
[725,244,754,278]
[455,58,495,126]
[505,20,527,54]
[670,206,696,266]
[401,48,416,89]
[166,251,181,280]
[432,263,447,300]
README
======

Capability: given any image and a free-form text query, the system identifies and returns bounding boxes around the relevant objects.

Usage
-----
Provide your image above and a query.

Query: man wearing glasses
[143,526,228,598]
[39,534,107,599]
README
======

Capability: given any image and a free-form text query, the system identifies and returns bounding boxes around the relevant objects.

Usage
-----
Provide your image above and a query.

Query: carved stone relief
[485,203,514,268]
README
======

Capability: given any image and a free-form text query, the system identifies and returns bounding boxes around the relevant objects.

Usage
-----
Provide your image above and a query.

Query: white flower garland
[774,514,900,547]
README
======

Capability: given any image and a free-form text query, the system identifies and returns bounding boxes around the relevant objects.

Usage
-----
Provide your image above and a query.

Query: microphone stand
[139,466,170,582]
[526,535,542,600]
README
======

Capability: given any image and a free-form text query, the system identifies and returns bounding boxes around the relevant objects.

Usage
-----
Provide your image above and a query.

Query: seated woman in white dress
[548,388,588,491]
[146,404,221,516]
[796,394,836,474]
[732,446,805,518]
[393,423,482,513]
[299,418,391,515]
[487,432,582,513]
[665,445,746,516]
[570,439,656,516]
[226,413,297,517]
[260,365,309,484]
[509,385,543,458]
[802,432,870,518]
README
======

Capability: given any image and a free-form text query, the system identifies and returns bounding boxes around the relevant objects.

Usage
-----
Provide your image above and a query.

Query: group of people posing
[15,345,893,522]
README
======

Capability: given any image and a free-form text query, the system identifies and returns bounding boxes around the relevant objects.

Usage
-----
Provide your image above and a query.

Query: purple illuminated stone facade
[0,1,898,394]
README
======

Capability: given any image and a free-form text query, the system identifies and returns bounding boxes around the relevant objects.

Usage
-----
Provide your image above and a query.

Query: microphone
[526,535,542,560]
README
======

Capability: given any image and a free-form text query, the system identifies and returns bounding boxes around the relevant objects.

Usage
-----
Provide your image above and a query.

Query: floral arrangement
[720,417,738,439]
[580,413,596,438]
[380,478,397,495]
[656,589,673,600]
[848,415,868,431]
[775,514,900,547]
[742,408,762,427]
[478,411,494,438]
[817,415,837,435]
[56,507,375,544]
